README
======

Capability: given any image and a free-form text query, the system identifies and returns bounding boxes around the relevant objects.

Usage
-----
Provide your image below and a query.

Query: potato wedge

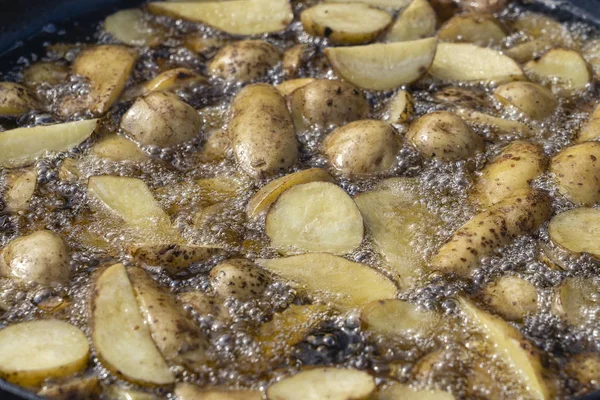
[326,0,411,7]
[0,82,39,117]
[0,320,89,387]
[265,181,364,255]
[209,259,270,300]
[374,383,455,400]
[553,277,599,327]
[4,169,37,212]
[430,189,552,278]
[276,78,315,97]
[143,68,204,94]
[178,291,229,321]
[382,89,414,123]
[301,4,392,45]
[576,103,600,143]
[438,14,506,46]
[506,39,553,64]
[148,0,293,35]
[550,142,600,206]
[548,208,600,259]
[208,40,280,82]
[176,384,262,400]
[430,42,524,82]
[385,0,437,43]
[0,119,97,168]
[455,108,534,138]
[104,9,159,47]
[525,48,592,93]
[92,263,174,385]
[459,297,551,400]
[324,38,438,90]
[565,353,600,387]
[361,299,439,339]
[22,62,68,87]
[481,276,538,321]
[256,253,397,309]
[471,141,547,208]
[266,368,375,400]
[513,13,574,47]
[494,81,557,120]
[38,376,101,400]
[128,243,224,274]
[91,134,149,162]
[582,39,600,78]
[247,168,335,219]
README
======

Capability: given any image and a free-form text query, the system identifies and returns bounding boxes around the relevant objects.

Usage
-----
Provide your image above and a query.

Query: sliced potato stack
[553,277,600,327]
[548,208,600,259]
[301,4,392,45]
[525,49,592,93]
[265,181,364,255]
[385,0,437,42]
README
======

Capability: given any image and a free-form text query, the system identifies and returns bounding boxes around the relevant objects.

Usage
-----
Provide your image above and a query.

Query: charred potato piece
[385,0,437,43]
[481,275,538,321]
[550,142,600,206]
[438,13,507,46]
[0,82,39,117]
[208,40,280,82]
[209,259,270,300]
[494,81,557,120]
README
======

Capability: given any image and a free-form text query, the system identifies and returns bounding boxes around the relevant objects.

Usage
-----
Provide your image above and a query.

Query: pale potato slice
[90,134,149,162]
[326,0,411,8]
[582,39,600,77]
[267,368,376,400]
[256,253,397,310]
[324,38,438,90]
[525,49,592,93]
[92,263,174,385]
[0,119,97,168]
[374,383,455,400]
[0,320,89,387]
[505,39,553,64]
[143,68,204,94]
[455,108,534,138]
[276,78,315,97]
[0,82,39,117]
[4,169,37,212]
[147,0,293,35]
[385,0,437,43]
[382,89,414,123]
[103,9,159,46]
[176,384,262,400]
[576,103,600,143]
[459,297,551,400]
[247,168,334,219]
[430,42,524,82]
[282,44,308,78]
[361,299,439,338]
[265,181,363,255]
[38,376,101,400]
[438,14,506,46]
[494,81,557,120]
[550,142,600,206]
[548,208,600,259]
[552,277,600,327]
[22,62,69,87]
[301,4,392,45]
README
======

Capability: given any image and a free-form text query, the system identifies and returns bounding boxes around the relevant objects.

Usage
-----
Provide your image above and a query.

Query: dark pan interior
[0,0,599,398]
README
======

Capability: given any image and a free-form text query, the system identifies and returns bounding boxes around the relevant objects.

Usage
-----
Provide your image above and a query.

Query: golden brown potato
[438,13,507,46]
[0,82,39,117]
[576,103,600,143]
[406,111,484,161]
[209,259,270,300]
[494,81,557,120]
[208,40,280,82]
[481,275,538,321]
[550,142,600,206]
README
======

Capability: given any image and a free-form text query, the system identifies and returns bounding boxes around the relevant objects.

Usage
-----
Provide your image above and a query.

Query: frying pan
[0,0,599,398]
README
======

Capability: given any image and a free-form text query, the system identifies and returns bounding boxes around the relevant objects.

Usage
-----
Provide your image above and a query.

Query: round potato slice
[548,208,600,259]
[494,81,557,120]
[301,4,392,45]
[0,320,89,387]
[265,181,364,255]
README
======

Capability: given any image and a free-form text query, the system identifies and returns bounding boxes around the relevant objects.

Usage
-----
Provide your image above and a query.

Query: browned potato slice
[438,14,507,46]
[382,90,414,123]
[525,49,592,93]
[266,368,376,400]
[92,263,174,385]
[565,353,600,387]
[276,78,315,96]
[553,277,600,327]
[247,168,335,219]
[103,9,160,46]
[0,82,39,117]
[3,169,37,212]
[385,0,437,42]
[257,253,397,310]
[550,142,600,206]
[265,181,364,255]
[208,40,280,82]
[38,376,100,400]
[577,103,600,142]
[0,119,97,168]
[22,62,69,87]
[209,259,270,300]
[361,299,439,339]
[506,39,553,64]
[176,384,262,400]
[455,108,534,138]
[301,4,392,45]
[373,383,455,400]
[148,0,293,35]
[494,81,557,120]
[90,134,149,162]
[548,208,600,259]
[481,276,538,321]
[430,189,552,278]
[325,38,437,90]
[430,42,524,82]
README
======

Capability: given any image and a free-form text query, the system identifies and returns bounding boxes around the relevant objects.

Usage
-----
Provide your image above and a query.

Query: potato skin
[481,275,538,321]
[209,259,270,300]
[323,120,399,175]
[289,79,369,131]
[550,142,600,206]
[0,82,39,117]
[494,81,557,120]
[576,104,600,143]
[430,189,552,277]
[471,141,547,208]
[229,84,299,178]
[565,353,600,387]
[208,40,280,82]
[407,111,484,161]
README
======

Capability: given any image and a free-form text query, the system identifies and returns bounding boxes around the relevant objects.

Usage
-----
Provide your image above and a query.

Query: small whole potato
[208,40,281,82]
[209,259,271,300]
[229,84,299,178]
[494,81,557,121]
[323,120,399,175]
[121,91,202,148]
[407,111,484,161]
[481,275,538,321]
[0,82,39,117]
[550,142,600,206]
[0,230,71,286]
[289,79,369,131]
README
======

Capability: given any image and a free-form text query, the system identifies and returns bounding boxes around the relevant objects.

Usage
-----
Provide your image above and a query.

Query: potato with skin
[229,84,299,178]
[196,129,230,163]
[22,62,68,87]
[175,384,262,400]
[178,291,229,321]
[208,40,280,82]
[282,44,308,78]
[3,169,37,213]
[548,208,600,259]
[121,91,202,148]
[481,276,538,321]
[91,134,149,162]
[438,14,507,46]
[430,189,552,278]
[471,141,547,208]
[38,376,101,400]
[0,82,39,117]
[455,108,534,138]
[552,277,600,327]
[525,49,592,93]
[407,111,484,161]
[550,142,600,206]
[323,120,399,176]
[565,353,600,388]
[128,243,224,275]
[576,103,600,143]
[276,78,315,97]
[506,39,553,64]
[209,259,271,300]
[494,81,557,120]
[385,0,437,43]
[433,87,491,110]
[289,79,369,131]
[0,230,71,286]
[382,90,414,123]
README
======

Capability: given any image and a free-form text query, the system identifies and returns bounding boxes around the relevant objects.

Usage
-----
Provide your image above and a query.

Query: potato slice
[481,276,538,321]
[210,259,271,300]
[361,299,438,339]
[4,169,37,212]
[455,108,534,138]
[459,297,551,400]
[267,368,376,400]
[176,384,262,400]
[22,62,69,87]
[553,277,600,327]
[576,103,600,143]
[257,253,397,310]
[301,4,392,45]
[92,263,174,385]
[548,208,600,259]
[128,243,224,274]
[0,82,39,117]
[324,38,437,90]
[0,119,97,168]
[525,49,592,93]
[144,68,204,94]
[0,320,89,387]
[282,44,308,78]
[104,9,159,47]
[505,39,553,64]
[105,385,160,400]
[385,0,436,43]
[438,14,506,46]
[430,42,524,82]
[582,39,600,78]
[382,89,414,123]
[494,81,557,120]
[550,142,600,206]
[265,181,364,255]
[38,376,100,400]
[374,383,455,400]
[276,78,315,97]
[148,0,293,35]
[565,353,600,387]
[90,134,149,162]
[513,13,574,47]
